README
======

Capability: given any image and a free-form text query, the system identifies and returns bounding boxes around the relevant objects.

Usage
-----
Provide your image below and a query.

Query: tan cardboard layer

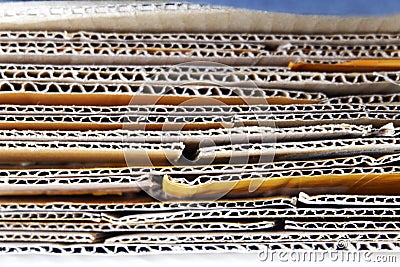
[167,165,400,187]
[0,221,275,233]
[0,196,294,211]
[327,93,400,105]
[0,44,281,66]
[0,104,367,115]
[3,103,396,116]
[4,31,400,46]
[105,231,400,244]
[0,107,235,130]
[196,138,400,163]
[0,110,399,130]
[163,167,400,198]
[2,192,400,212]
[289,59,400,73]
[0,62,291,75]
[285,220,400,231]
[1,192,399,212]
[8,61,397,97]
[0,91,322,106]
[0,166,376,197]
[1,1,400,34]
[0,242,397,255]
[0,122,228,131]
[4,62,400,97]
[101,207,400,224]
[0,63,294,83]
[0,63,290,74]
[0,39,266,54]
[0,141,183,166]
[0,211,101,222]
[0,90,316,107]
[0,124,376,144]
[248,72,400,96]
[251,112,400,128]
[0,41,398,66]
[2,0,400,254]
[0,243,271,255]
[0,242,398,255]
[0,79,325,106]
[6,160,400,196]
[1,153,398,179]
[0,231,100,244]
[157,153,400,174]
[0,175,147,196]
[0,154,399,197]
[297,192,400,206]
[0,62,398,97]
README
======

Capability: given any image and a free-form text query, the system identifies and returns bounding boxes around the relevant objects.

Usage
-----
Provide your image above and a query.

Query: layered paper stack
[0,1,399,254]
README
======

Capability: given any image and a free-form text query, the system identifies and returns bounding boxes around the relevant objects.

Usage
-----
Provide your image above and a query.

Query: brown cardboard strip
[0,141,183,166]
[163,167,400,198]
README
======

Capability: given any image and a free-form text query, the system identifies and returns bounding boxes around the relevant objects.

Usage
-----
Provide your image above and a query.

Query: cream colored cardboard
[0,1,400,34]
[0,0,398,255]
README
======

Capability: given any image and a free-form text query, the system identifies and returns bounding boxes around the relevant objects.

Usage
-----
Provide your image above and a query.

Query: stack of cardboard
[0,0,399,255]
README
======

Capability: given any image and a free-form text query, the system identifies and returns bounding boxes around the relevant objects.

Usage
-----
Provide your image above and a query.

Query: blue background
[188,0,400,16]
[1,0,400,16]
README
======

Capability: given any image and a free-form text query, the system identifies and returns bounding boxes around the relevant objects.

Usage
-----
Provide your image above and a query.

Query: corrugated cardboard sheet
[0,0,399,254]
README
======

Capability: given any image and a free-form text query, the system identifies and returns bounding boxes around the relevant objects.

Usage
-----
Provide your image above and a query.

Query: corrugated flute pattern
[0,0,399,255]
